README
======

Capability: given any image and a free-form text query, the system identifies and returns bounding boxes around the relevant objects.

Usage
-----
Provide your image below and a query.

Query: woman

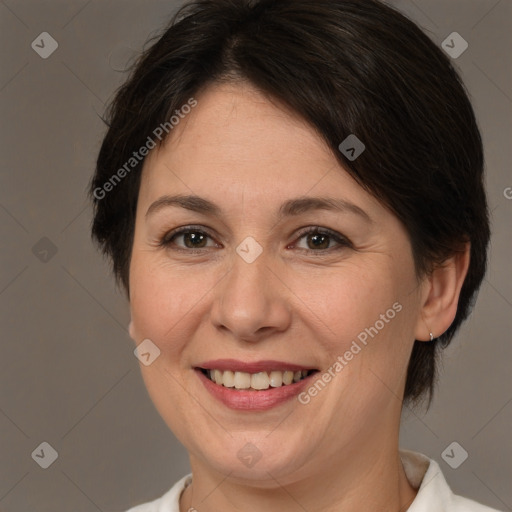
[90,0,499,510]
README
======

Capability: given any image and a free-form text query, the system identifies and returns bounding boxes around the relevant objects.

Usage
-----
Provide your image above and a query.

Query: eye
[291,226,352,254]
[160,226,220,253]
[158,225,352,255]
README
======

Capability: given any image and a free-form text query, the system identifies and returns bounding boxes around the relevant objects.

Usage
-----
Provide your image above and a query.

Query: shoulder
[121,474,192,512]
[400,449,503,512]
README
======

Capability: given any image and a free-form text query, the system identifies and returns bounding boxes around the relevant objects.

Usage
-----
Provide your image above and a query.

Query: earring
[429,332,434,342]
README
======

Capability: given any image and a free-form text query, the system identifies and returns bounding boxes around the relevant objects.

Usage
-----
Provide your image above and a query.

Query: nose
[210,248,292,343]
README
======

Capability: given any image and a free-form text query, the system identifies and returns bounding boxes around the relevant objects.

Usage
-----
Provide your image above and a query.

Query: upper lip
[196,359,317,373]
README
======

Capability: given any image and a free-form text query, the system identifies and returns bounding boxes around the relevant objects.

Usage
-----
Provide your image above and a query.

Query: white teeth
[223,370,235,388]
[251,372,270,390]
[269,371,283,387]
[234,371,251,389]
[282,371,294,385]
[214,369,223,385]
[204,368,313,390]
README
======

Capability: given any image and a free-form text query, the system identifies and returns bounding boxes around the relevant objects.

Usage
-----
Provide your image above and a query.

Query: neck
[180,440,417,512]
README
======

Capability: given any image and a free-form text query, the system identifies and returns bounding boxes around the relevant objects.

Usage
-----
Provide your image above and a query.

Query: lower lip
[195,369,314,411]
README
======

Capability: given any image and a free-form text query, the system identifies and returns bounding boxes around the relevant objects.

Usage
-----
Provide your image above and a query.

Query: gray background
[0,0,511,511]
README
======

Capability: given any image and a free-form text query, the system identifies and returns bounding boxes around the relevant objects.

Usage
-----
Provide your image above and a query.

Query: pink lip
[194,367,318,411]
[196,358,315,373]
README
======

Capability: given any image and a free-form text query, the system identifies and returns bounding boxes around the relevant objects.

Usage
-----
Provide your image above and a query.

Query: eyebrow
[145,194,372,223]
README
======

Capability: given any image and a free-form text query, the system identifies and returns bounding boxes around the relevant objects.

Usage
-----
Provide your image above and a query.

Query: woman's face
[129,81,427,482]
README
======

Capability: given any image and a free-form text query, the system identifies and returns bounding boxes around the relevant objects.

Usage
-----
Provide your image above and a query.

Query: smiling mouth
[198,368,319,391]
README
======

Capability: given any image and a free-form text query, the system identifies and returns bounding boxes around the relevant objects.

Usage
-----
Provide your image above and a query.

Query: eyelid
[160,225,220,249]
[291,226,353,251]
[159,224,352,254]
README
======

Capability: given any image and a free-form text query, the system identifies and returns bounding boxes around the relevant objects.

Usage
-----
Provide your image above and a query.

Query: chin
[190,433,310,483]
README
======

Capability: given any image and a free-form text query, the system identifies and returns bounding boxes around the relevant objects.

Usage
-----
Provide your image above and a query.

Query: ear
[414,243,470,341]
[128,319,136,341]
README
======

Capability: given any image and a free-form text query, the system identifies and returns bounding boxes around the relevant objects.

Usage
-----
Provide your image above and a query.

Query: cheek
[291,262,402,345]
[293,258,418,389]
[128,257,200,432]
[129,255,185,344]
[128,253,219,356]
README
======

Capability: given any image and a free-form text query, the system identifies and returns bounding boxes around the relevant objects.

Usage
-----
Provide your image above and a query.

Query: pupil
[309,233,328,249]
[185,232,206,248]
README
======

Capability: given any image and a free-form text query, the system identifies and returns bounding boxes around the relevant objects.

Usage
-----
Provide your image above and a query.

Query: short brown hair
[90,0,490,406]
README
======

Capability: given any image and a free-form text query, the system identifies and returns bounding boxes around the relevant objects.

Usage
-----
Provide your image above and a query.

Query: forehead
[169,81,329,150]
[138,82,381,220]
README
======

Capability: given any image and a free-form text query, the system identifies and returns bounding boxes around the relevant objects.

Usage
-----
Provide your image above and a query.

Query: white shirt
[123,449,502,512]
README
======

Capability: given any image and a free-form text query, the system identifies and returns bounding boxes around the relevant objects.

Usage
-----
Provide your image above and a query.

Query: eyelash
[158,225,352,256]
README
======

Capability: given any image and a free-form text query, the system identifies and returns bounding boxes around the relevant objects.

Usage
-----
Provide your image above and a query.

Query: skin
[128,81,470,512]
